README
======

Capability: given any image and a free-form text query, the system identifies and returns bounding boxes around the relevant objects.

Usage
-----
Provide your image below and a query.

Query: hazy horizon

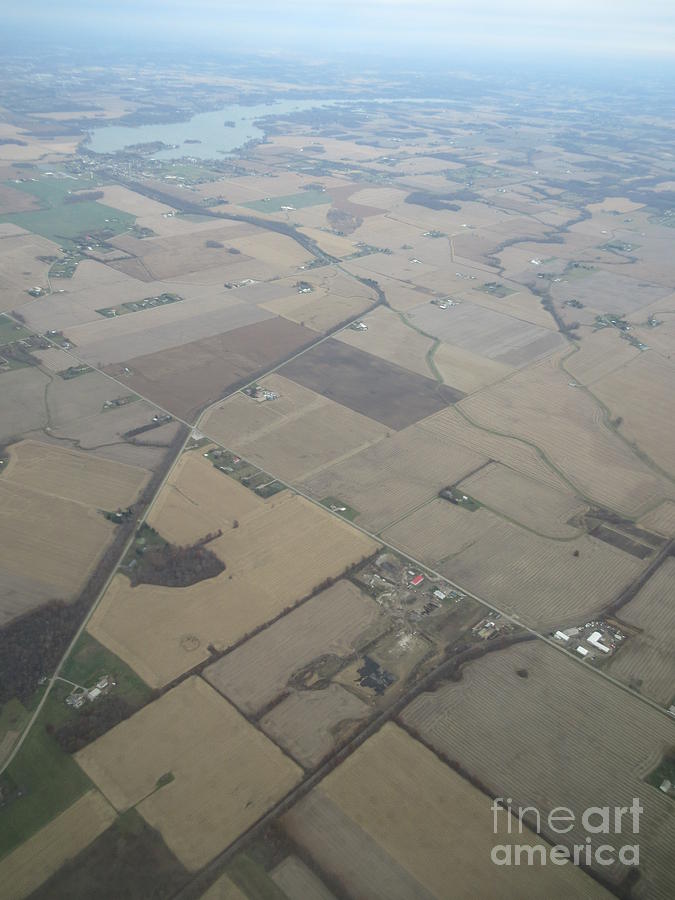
[5,0,675,65]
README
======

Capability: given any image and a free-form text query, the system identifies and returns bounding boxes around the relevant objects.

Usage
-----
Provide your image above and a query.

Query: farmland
[203,579,385,716]
[0,790,116,900]
[301,421,484,533]
[76,677,301,871]
[280,338,463,430]
[88,452,378,686]
[402,642,675,898]
[605,559,675,706]
[0,441,149,623]
[460,357,674,516]
[0,49,674,900]
[105,317,316,422]
[201,374,389,483]
[283,723,609,899]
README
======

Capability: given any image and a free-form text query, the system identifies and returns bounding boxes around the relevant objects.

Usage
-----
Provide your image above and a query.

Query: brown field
[88,453,378,686]
[70,296,273,367]
[592,352,675,478]
[76,677,301,871]
[433,342,513,394]
[260,286,375,334]
[381,500,499,563]
[460,357,674,516]
[260,685,371,769]
[606,559,675,706]
[280,338,463,431]
[270,855,336,900]
[105,317,317,422]
[407,301,563,367]
[0,441,149,623]
[283,723,609,900]
[3,439,149,509]
[0,184,41,215]
[204,579,385,716]
[402,642,675,899]
[0,790,116,900]
[201,374,388,483]
[301,422,485,533]
[335,305,435,378]
[639,501,675,537]
[458,463,587,538]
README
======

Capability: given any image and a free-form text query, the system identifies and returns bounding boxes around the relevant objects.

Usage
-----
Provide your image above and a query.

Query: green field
[0,176,135,248]
[29,808,191,900]
[478,281,515,298]
[244,190,331,213]
[226,853,288,900]
[0,694,92,858]
[320,496,359,521]
[0,314,31,348]
[60,633,154,709]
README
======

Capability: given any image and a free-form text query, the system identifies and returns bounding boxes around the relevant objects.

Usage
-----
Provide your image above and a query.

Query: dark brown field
[105,317,317,422]
[280,338,464,429]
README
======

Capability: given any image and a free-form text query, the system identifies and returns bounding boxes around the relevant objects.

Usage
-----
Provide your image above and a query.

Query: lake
[84,99,337,160]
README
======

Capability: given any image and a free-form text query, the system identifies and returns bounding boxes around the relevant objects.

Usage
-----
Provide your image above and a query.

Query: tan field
[261,288,375,333]
[3,440,149,510]
[88,453,378,686]
[606,559,675,706]
[95,185,176,218]
[458,463,587,538]
[202,375,388,483]
[639,500,675,537]
[402,642,675,899]
[383,496,645,628]
[270,856,337,900]
[0,480,116,621]
[564,330,641,386]
[0,790,116,900]
[417,406,576,493]
[460,357,674,516]
[301,423,485,533]
[76,677,301,871]
[69,294,273,367]
[261,685,371,769]
[381,500,500,564]
[204,579,385,715]
[406,301,564,368]
[0,123,80,162]
[433,342,513,394]
[440,514,644,629]
[0,441,149,623]
[283,723,610,900]
[335,305,436,378]
[592,352,675,478]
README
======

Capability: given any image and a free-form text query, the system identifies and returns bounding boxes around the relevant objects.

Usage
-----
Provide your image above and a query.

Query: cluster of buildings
[65,675,114,710]
[553,620,624,660]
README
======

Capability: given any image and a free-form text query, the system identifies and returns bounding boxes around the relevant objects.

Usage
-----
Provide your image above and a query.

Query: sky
[5,1,675,62]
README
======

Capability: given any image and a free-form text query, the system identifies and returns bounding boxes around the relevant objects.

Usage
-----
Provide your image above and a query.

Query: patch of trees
[63,190,104,204]
[52,695,144,753]
[129,531,225,588]
[0,428,187,706]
